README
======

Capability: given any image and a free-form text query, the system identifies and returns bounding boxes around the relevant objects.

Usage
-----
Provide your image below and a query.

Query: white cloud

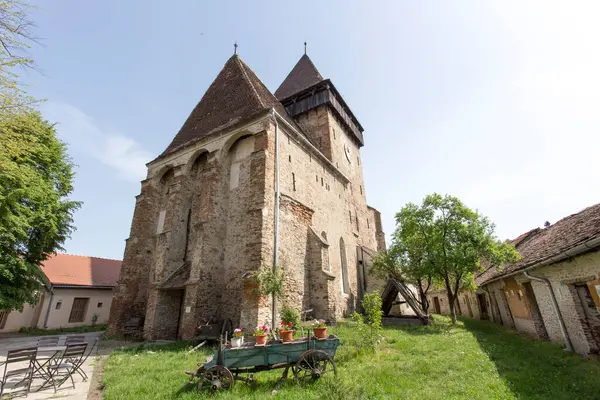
[43,102,152,182]
[402,2,600,240]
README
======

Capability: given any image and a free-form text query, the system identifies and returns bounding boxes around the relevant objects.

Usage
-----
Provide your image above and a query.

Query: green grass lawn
[102,316,600,399]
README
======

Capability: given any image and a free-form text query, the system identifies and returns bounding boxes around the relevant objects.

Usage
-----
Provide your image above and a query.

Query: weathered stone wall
[368,206,386,252]
[423,250,600,356]
[107,178,159,336]
[276,107,382,318]
[516,250,600,355]
[109,106,386,338]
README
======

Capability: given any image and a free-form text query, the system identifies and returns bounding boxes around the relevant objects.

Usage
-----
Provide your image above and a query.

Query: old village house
[427,202,600,356]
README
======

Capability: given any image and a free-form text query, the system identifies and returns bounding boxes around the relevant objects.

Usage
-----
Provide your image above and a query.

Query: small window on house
[68,298,90,323]
[97,302,103,308]
[360,185,363,194]
[321,177,323,186]
[316,175,318,182]
[292,173,296,191]
[288,155,291,162]
[55,302,62,310]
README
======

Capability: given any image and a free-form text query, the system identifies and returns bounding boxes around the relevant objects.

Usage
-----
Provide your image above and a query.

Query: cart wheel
[294,350,337,381]
[198,365,235,391]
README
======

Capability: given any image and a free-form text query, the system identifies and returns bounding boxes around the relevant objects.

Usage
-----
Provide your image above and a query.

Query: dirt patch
[86,355,106,400]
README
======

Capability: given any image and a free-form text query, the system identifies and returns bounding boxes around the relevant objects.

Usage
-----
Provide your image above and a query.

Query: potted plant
[254,325,269,345]
[279,321,294,342]
[313,319,327,339]
[231,328,244,348]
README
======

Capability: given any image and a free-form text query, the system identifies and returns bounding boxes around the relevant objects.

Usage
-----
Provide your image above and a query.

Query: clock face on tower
[344,143,352,164]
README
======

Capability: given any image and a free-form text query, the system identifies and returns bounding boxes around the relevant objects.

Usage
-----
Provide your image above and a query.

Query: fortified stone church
[108,50,386,340]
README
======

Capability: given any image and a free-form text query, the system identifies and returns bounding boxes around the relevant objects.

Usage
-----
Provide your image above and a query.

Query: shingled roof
[274,54,324,100]
[477,202,600,285]
[160,55,301,157]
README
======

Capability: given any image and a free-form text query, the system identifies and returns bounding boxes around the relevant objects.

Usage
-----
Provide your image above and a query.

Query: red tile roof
[477,202,600,285]
[41,253,122,288]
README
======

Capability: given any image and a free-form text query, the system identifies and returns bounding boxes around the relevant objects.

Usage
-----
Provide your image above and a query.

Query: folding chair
[0,347,37,398]
[33,337,61,380]
[37,337,60,347]
[38,343,87,393]
[69,337,98,381]
[64,335,86,345]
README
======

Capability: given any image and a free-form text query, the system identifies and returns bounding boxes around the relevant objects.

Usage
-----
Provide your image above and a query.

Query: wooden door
[69,298,90,323]
[576,285,600,351]
[433,297,441,314]
[478,294,489,320]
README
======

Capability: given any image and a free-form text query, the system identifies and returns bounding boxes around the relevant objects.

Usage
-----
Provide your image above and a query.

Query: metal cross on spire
[234,41,238,55]
[304,41,307,55]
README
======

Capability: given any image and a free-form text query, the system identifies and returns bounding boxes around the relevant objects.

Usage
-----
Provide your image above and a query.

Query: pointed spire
[160,55,284,156]
[275,53,324,100]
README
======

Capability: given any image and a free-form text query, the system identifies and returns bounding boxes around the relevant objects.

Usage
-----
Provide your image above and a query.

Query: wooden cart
[188,333,339,392]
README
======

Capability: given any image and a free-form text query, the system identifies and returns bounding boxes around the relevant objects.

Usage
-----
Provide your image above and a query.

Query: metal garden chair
[33,337,62,381]
[38,343,87,393]
[70,337,97,381]
[0,347,37,398]
[64,335,86,345]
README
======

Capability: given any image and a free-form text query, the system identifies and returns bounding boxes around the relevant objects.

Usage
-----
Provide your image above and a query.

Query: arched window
[159,168,174,195]
[339,237,350,294]
[321,231,330,272]
[190,152,208,178]
[156,168,174,233]
[228,135,255,190]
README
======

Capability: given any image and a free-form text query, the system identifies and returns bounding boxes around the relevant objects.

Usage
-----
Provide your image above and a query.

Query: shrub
[252,265,285,297]
[347,291,384,354]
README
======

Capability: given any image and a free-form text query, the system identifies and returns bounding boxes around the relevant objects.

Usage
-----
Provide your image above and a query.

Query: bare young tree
[0,0,41,113]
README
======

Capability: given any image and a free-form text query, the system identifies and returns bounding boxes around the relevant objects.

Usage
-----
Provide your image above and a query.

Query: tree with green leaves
[372,229,435,314]
[0,0,40,113]
[384,193,519,324]
[0,112,81,311]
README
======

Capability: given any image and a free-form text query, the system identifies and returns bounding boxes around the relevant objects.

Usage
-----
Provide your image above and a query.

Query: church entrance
[156,289,185,340]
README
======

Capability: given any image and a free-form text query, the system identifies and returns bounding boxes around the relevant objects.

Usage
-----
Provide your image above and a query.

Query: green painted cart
[187,333,339,392]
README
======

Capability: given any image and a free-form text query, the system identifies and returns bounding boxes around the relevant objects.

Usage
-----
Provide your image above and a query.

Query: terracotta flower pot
[255,334,267,345]
[314,327,327,339]
[280,330,294,342]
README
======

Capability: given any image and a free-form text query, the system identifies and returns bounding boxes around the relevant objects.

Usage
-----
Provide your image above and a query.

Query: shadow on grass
[462,317,600,400]
[388,315,457,336]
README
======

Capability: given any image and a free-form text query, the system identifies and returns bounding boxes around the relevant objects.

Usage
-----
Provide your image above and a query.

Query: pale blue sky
[24,1,600,260]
